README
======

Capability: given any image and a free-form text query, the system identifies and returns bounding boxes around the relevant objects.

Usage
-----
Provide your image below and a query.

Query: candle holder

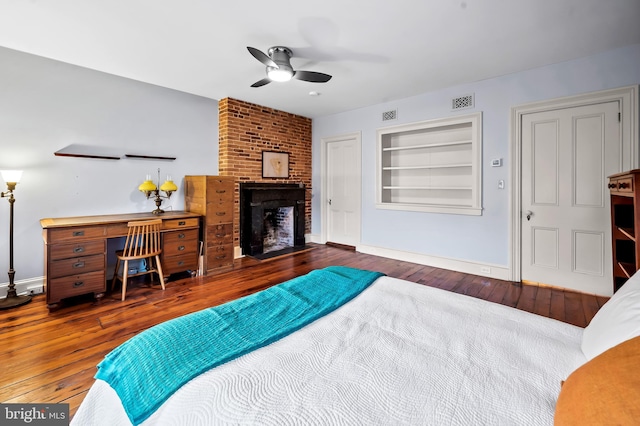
[138,168,178,215]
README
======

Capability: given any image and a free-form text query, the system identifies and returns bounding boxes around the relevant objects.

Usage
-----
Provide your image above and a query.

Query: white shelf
[383,186,472,190]
[382,140,472,151]
[383,163,472,171]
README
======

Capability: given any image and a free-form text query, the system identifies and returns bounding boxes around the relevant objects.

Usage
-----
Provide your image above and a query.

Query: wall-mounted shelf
[54,144,121,160]
[125,154,176,161]
[54,145,176,161]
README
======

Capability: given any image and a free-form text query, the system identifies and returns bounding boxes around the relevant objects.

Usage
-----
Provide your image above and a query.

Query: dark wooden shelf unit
[608,169,640,292]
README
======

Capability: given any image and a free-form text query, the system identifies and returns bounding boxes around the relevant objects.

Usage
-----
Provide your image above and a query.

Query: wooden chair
[111,219,165,301]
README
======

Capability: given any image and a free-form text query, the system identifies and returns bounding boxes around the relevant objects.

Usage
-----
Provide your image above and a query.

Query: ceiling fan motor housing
[266,46,294,80]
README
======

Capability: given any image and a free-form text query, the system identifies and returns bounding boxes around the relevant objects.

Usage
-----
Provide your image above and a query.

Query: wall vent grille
[382,109,397,121]
[452,94,474,110]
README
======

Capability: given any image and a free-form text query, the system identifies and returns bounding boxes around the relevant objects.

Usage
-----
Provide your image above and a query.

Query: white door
[326,134,361,246]
[521,101,621,295]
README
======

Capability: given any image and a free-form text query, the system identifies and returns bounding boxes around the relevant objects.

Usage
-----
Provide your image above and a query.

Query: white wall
[0,47,219,288]
[312,44,640,272]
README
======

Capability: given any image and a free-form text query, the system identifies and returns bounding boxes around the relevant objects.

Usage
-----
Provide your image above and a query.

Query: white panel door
[521,101,620,295]
[327,136,361,246]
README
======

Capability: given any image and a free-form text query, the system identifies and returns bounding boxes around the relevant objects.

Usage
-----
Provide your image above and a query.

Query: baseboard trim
[0,276,45,298]
[357,244,511,281]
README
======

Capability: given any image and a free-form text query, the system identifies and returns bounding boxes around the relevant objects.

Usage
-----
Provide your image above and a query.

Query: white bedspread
[73,276,585,425]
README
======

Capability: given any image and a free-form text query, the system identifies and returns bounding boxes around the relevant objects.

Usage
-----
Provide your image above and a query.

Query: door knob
[328,199,332,205]
[526,210,533,221]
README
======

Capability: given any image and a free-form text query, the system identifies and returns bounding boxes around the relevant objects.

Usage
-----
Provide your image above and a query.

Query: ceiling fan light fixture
[267,67,293,82]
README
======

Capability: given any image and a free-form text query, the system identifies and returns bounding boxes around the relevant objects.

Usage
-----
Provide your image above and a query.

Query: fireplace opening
[263,206,294,254]
[240,183,306,259]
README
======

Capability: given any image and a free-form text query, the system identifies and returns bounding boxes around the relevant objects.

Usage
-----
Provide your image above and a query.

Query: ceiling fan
[247,46,332,88]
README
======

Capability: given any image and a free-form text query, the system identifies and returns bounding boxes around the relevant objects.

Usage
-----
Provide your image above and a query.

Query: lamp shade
[138,179,157,192]
[267,67,293,82]
[1,170,23,184]
[160,179,178,192]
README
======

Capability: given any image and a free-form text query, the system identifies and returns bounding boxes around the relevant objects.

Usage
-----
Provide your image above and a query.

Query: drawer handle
[73,281,85,288]
[216,189,226,194]
[72,261,85,269]
[177,261,184,266]
[608,182,616,189]
[73,231,85,237]
[178,233,185,239]
[73,246,85,253]
[216,212,226,216]
[178,221,186,226]
[216,247,226,252]
[618,182,629,189]
[178,246,185,251]
[215,233,225,238]
[216,254,227,260]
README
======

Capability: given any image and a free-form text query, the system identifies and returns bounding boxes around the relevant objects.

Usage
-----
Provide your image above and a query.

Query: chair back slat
[122,219,163,258]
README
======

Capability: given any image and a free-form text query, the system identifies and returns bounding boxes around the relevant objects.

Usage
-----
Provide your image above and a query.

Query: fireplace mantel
[240,183,306,257]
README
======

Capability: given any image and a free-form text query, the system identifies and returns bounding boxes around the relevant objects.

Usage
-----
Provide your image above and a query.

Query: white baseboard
[357,244,511,281]
[229,239,511,281]
[306,234,322,244]
[0,276,45,298]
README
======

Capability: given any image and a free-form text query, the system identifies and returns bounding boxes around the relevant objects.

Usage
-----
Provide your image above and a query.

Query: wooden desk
[41,211,201,309]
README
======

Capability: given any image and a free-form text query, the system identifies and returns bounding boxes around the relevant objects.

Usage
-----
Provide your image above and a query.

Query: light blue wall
[312,44,640,267]
[0,47,219,283]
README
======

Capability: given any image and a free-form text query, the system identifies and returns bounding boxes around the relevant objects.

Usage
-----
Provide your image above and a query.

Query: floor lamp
[0,170,31,310]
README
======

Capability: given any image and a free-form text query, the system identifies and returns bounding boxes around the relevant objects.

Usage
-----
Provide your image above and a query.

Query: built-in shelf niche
[376,112,482,215]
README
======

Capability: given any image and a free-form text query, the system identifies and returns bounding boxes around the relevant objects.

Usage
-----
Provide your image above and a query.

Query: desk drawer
[49,240,105,261]
[48,226,106,242]
[163,218,199,230]
[49,254,105,279]
[162,239,198,258]
[162,254,198,275]
[163,228,199,245]
[48,271,105,303]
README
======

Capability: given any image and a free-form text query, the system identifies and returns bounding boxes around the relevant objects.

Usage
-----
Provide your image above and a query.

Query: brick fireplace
[218,98,312,256]
[240,183,306,257]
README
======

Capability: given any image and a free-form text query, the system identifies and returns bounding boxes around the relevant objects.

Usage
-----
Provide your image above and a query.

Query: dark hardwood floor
[0,244,608,417]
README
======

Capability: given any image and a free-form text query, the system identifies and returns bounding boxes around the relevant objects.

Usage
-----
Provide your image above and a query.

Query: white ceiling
[1,0,639,118]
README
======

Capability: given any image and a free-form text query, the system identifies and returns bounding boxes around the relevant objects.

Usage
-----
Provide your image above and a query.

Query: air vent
[452,94,474,110]
[382,109,397,121]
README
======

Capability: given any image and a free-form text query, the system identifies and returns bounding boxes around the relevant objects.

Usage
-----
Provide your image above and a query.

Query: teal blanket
[95,266,384,425]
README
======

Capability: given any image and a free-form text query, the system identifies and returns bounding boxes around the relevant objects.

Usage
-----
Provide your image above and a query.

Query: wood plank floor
[0,244,608,418]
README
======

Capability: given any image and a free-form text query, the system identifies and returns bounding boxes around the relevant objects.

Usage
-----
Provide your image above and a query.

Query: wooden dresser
[40,211,201,309]
[608,169,640,292]
[184,176,235,275]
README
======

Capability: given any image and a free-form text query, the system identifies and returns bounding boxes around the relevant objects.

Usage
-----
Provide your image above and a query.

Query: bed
[72,266,640,425]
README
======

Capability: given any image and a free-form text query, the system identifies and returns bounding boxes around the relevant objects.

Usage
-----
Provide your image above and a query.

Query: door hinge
[619,112,621,122]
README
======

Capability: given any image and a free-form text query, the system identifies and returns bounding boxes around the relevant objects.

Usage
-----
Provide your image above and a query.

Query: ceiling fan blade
[247,46,277,68]
[293,70,332,83]
[251,78,272,88]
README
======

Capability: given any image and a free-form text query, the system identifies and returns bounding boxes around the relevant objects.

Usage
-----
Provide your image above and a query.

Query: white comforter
[73,276,585,425]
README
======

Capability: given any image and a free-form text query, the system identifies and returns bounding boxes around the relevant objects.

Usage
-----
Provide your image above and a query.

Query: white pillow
[581,272,640,360]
